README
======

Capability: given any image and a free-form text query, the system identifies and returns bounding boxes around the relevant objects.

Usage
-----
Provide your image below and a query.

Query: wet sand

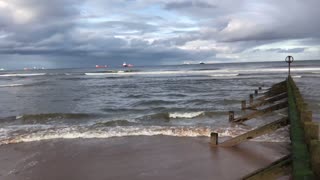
[0,136,290,180]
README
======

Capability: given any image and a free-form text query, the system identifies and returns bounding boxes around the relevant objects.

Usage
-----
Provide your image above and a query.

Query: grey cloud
[252,48,306,54]
[268,48,305,53]
[165,1,216,10]
[0,0,319,69]
[88,21,158,35]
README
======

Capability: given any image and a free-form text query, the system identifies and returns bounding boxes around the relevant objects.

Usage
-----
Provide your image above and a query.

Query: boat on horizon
[95,65,108,68]
[122,62,133,67]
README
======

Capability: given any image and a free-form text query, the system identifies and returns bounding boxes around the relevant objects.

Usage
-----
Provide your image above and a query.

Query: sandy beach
[0,136,290,180]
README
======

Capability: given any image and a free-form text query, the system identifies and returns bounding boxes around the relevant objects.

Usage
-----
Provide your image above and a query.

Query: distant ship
[199,62,205,64]
[122,62,133,67]
[95,65,108,68]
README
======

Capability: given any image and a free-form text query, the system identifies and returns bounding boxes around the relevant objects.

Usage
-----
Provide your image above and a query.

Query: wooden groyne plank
[247,92,287,110]
[218,117,288,147]
[242,155,292,180]
[256,81,287,101]
[287,76,315,179]
[233,101,288,123]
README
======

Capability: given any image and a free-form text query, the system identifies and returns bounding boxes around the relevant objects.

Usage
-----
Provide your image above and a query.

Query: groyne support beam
[218,117,288,147]
[233,101,287,123]
[247,92,287,110]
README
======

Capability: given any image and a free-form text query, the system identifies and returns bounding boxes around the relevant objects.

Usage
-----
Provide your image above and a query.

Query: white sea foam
[85,73,114,76]
[0,84,24,87]
[0,73,46,77]
[169,112,204,119]
[0,126,212,145]
[209,74,239,77]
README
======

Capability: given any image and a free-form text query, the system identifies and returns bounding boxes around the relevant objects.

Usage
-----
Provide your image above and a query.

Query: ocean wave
[0,126,212,145]
[0,73,46,77]
[208,74,239,77]
[0,84,24,87]
[186,99,214,105]
[85,70,240,76]
[132,100,176,106]
[85,72,116,76]
[138,111,226,122]
[169,112,204,119]
[125,94,148,98]
[301,75,320,78]
[84,67,320,77]
[93,120,138,127]
[292,75,302,78]
[85,70,139,76]
[16,113,94,122]
[0,124,289,145]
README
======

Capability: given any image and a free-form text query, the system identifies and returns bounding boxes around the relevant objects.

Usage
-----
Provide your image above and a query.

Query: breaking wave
[0,73,46,77]
[0,126,213,145]
[0,84,24,87]
[169,112,204,119]
[93,120,138,127]
[137,111,227,122]
[84,67,320,77]
[208,74,239,77]
[0,124,289,145]
[16,113,94,122]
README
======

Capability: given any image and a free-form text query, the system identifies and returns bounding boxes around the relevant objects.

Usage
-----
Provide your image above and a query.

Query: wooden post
[249,94,254,105]
[229,111,234,122]
[254,90,258,95]
[241,100,246,110]
[210,132,218,146]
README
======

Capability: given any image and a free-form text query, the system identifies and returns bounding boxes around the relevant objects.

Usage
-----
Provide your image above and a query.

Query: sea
[0,60,319,145]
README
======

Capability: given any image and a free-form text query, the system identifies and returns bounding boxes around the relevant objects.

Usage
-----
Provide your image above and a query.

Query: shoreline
[0,136,290,180]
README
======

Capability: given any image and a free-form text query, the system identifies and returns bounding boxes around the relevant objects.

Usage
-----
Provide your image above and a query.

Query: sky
[0,0,320,69]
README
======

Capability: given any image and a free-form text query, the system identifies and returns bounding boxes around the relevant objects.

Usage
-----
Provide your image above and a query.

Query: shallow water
[0,60,319,144]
